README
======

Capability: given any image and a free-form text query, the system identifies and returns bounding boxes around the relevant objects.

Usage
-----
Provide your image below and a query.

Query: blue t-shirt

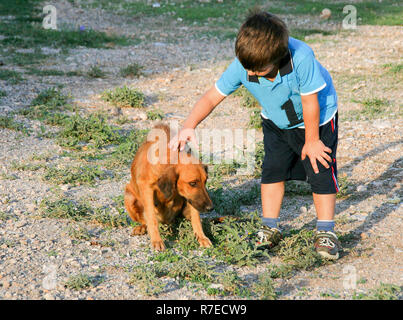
[215,37,338,129]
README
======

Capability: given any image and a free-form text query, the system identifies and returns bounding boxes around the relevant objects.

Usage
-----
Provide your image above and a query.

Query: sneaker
[314,231,341,260]
[255,225,283,249]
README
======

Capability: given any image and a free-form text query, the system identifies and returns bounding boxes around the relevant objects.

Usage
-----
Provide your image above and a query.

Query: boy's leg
[261,181,285,219]
[285,113,341,259]
[313,192,336,221]
[257,117,298,248]
[261,181,284,230]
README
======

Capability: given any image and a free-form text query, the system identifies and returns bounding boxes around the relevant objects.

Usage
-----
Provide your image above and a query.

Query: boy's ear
[157,166,178,199]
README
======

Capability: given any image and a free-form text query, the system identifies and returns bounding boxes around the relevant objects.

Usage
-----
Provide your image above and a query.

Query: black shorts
[260,112,339,194]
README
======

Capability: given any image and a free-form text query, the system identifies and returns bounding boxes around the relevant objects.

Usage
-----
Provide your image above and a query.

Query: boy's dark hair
[235,11,289,72]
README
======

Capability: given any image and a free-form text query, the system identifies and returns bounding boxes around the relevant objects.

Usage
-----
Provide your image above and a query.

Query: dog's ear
[157,166,178,199]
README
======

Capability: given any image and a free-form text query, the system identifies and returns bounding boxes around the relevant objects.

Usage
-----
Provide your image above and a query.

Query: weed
[40,197,128,228]
[105,128,148,167]
[31,88,68,107]
[353,283,402,300]
[65,273,103,290]
[248,108,262,129]
[101,86,145,108]
[128,265,166,296]
[336,174,352,199]
[160,219,199,252]
[56,113,121,149]
[274,229,324,271]
[0,115,30,135]
[348,98,390,120]
[119,63,144,78]
[40,198,92,222]
[146,109,165,120]
[206,212,268,267]
[208,184,260,216]
[24,68,66,76]
[266,264,294,279]
[67,224,92,241]
[252,272,277,300]
[87,65,107,78]
[383,63,403,75]
[19,88,71,126]
[92,206,129,228]
[0,69,24,84]
[43,165,109,186]
[11,161,44,172]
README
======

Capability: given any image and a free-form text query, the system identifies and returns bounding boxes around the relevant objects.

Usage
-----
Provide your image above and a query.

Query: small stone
[300,206,308,214]
[320,8,331,19]
[356,185,367,192]
[360,232,368,240]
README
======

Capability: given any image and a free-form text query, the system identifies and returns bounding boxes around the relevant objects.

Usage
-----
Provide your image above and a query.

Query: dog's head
[157,164,213,212]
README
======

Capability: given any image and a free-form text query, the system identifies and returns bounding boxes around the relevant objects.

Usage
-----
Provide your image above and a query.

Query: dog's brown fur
[124,123,213,251]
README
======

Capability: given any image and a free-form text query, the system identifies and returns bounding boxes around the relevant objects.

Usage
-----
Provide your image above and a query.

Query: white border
[300,83,327,96]
[214,82,228,97]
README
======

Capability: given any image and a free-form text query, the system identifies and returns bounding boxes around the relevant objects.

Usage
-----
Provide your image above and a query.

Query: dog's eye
[189,181,197,187]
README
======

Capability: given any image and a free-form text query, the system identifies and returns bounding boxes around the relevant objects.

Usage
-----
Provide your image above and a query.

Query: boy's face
[247,65,278,79]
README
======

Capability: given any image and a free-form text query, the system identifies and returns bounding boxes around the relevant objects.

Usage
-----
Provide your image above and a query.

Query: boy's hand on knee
[301,140,332,174]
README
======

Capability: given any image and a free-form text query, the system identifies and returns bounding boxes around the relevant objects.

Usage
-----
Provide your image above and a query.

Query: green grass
[101,86,146,108]
[0,115,30,135]
[31,87,69,107]
[146,109,165,120]
[252,272,278,300]
[0,69,25,84]
[87,65,107,78]
[0,0,133,68]
[353,283,402,300]
[347,98,392,120]
[40,197,129,228]
[18,88,72,126]
[80,0,402,45]
[273,229,325,271]
[382,63,403,77]
[56,112,122,150]
[67,224,92,241]
[208,184,260,216]
[128,264,167,296]
[43,165,110,186]
[119,63,144,78]
[40,198,92,221]
[64,273,103,290]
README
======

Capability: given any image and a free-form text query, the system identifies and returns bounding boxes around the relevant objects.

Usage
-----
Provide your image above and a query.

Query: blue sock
[316,220,335,232]
[262,217,280,230]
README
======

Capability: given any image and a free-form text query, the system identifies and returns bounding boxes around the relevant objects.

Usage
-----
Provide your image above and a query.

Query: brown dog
[124,123,213,251]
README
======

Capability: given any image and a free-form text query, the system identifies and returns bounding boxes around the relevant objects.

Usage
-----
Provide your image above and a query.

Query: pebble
[356,185,367,192]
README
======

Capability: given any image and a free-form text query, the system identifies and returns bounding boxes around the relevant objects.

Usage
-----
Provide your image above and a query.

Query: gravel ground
[0,1,402,300]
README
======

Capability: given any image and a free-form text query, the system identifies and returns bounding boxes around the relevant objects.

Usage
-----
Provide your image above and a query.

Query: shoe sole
[317,251,339,260]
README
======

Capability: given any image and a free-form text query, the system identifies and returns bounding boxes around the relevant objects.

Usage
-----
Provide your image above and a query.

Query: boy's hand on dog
[169,128,199,151]
[301,140,332,174]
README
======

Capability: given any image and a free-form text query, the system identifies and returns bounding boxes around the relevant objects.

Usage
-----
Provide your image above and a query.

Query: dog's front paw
[131,225,147,236]
[197,236,212,248]
[151,240,166,251]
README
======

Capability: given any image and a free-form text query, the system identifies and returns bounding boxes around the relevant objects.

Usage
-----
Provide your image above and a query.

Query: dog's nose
[205,204,214,212]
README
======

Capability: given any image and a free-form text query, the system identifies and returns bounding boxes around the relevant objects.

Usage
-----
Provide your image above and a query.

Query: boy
[169,11,341,259]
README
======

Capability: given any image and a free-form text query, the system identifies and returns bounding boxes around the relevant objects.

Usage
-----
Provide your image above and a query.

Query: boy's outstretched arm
[300,93,332,174]
[169,85,226,151]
